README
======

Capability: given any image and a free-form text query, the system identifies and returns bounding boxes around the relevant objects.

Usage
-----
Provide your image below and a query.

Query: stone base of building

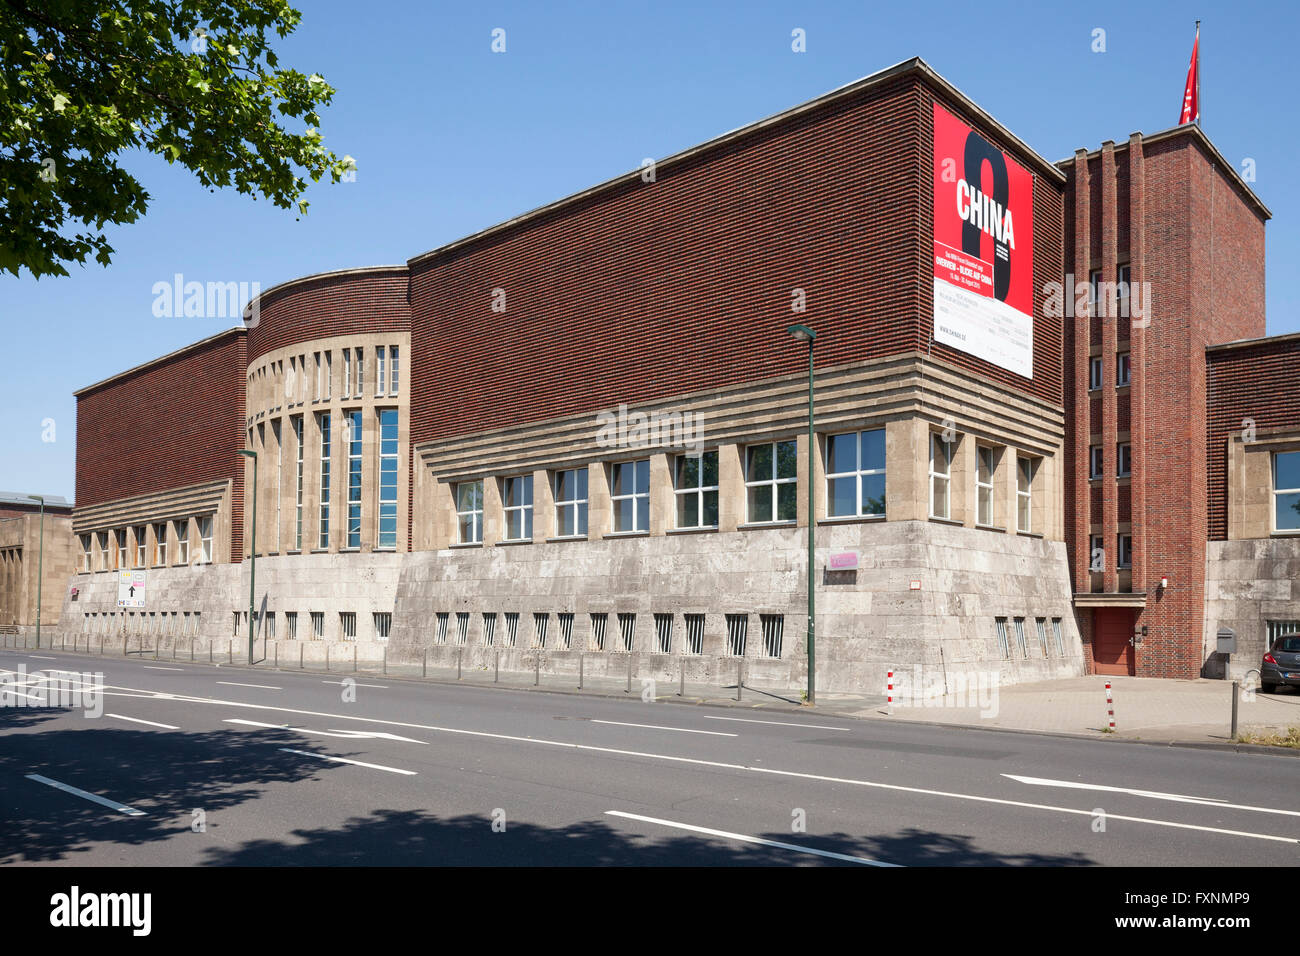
[1204,538,1300,681]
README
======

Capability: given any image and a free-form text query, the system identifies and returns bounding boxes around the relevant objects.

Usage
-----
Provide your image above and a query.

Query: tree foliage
[0,0,351,277]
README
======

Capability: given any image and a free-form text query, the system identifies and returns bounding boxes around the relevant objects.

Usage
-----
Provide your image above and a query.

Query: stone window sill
[666,526,718,535]
[738,521,796,530]
[820,514,886,525]
[449,542,483,549]
[495,539,533,547]
[603,530,649,539]
[975,524,1006,533]
[928,516,963,526]
[1017,530,1045,539]
[546,535,588,543]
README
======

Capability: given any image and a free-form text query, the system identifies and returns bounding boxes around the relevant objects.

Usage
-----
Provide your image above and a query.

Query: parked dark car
[1260,636,1300,693]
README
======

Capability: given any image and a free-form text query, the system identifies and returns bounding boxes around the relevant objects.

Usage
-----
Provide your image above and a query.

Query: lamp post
[787,324,816,705]
[237,449,257,665]
[27,495,44,649]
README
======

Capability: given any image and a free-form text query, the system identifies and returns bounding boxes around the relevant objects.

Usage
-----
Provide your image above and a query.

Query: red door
[1093,608,1135,676]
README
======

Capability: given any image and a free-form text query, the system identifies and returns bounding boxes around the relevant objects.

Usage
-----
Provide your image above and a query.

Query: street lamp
[787,323,816,705]
[27,495,44,649]
[236,449,257,665]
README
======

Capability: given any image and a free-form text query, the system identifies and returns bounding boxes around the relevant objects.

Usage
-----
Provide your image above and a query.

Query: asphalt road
[1,647,1297,866]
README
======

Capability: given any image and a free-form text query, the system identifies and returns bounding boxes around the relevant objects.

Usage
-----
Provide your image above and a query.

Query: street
[1,647,1296,866]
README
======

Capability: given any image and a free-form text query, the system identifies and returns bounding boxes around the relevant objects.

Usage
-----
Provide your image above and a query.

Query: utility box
[1216,626,1237,655]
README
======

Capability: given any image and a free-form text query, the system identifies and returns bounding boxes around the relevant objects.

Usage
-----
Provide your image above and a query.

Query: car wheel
[1261,683,1278,695]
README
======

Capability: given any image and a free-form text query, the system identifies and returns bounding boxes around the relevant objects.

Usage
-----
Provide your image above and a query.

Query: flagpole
[1195,20,1201,127]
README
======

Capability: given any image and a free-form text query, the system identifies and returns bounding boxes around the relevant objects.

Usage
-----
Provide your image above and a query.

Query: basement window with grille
[995,617,1010,660]
[1036,617,1049,657]
[374,613,392,642]
[482,613,497,646]
[1014,617,1028,658]
[286,611,298,640]
[340,612,357,641]
[725,614,748,657]
[760,614,784,659]
[684,614,705,656]
[1052,618,1065,656]
[590,613,607,651]
[435,612,449,644]
[504,612,519,648]
[456,612,469,645]
[533,613,548,648]
[654,614,673,654]
[617,613,636,652]
[311,611,324,640]
[558,613,574,649]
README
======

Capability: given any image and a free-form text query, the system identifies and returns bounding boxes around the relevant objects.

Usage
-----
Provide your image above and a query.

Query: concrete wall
[1204,538,1300,679]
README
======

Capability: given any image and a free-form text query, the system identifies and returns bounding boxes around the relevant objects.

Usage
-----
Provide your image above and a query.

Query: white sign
[933,279,1034,379]
[117,569,147,608]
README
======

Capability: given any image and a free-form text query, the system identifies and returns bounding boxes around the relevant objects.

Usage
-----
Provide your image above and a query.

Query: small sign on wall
[117,569,147,608]
[829,552,858,571]
[909,580,922,591]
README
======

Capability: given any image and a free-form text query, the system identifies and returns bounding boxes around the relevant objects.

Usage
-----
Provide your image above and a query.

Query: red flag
[1179,24,1200,125]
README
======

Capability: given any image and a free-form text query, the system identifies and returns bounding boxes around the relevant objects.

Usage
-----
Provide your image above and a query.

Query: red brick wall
[75,330,248,559]
[408,75,1065,449]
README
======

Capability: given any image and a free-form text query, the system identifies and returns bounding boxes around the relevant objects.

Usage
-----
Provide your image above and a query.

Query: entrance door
[1092,608,1135,676]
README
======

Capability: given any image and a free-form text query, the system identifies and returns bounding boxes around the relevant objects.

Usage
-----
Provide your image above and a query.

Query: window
[1117,264,1131,318]
[134,525,147,567]
[532,612,549,648]
[1118,534,1133,569]
[455,612,469,644]
[264,612,276,641]
[98,531,110,569]
[116,529,127,569]
[1036,618,1049,657]
[482,613,497,646]
[286,611,298,640]
[1117,442,1132,478]
[590,613,607,651]
[654,613,673,653]
[435,612,449,644]
[1089,356,1103,390]
[340,612,357,641]
[346,410,363,548]
[976,445,995,526]
[1117,353,1131,387]
[324,351,332,400]
[233,612,241,637]
[389,346,399,396]
[1088,268,1102,311]
[199,515,213,562]
[311,611,324,639]
[293,415,304,550]
[1014,617,1028,658]
[80,534,92,572]
[611,459,650,532]
[503,475,533,541]
[456,480,484,544]
[1052,618,1065,656]
[504,612,519,648]
[617,612,636,652]
[827,429,887,518]
[374,613,391,642]
[760,614,784,659]
[675,452,719,528]
[1090,534,1105,572]
[153,522,168,566]
[1274,451,1300,532]
[558,613,574,649]
[342,348,352,398]
[554,468,588,537]
[1090,446,1104,479]
[173,520,189,565]
[318,412,331,548]
[376,346,386,397]
[1267,621,1300,647]
[313,352,322,401]
[272,419,282,552]
[930,434,953,520]
[725,614,748,657]
[1016,457,1035,533]
[378,409,398,549]
[684,614,704,655]
[746,440,797,523]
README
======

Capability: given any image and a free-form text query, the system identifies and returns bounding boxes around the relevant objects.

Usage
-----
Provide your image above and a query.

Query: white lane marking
[25,774,146,816]
[278,748,416,775]
[1,689,45,702]
[321,680,388,689]
[106,713,179,730]
[1003,774,1300,818]
[216,681,281,690]
[591,719,736,737]
[141,666,184,672]
[70,680,1300,845]
[224,719,425,744]
[28,655,56,661]
[605,810,899,866]
[700,715,851,732]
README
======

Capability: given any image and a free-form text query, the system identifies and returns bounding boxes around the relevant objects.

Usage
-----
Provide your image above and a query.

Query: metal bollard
[325,644,330,672]
[457,649,462,681]
[422,648,427,678]
[191,638,195,662]
[353,644,357,673]
[229,639,233,664]
[578,653,584,690]
[736,659,743,701]
[1231,680,1240,740]
[383,647,387,676]
[680,659,685,697]
[534,653,540,686]
[300,643,304,669]
[494,649,499,683]
[626,654,633,694]
[274,642,278,668]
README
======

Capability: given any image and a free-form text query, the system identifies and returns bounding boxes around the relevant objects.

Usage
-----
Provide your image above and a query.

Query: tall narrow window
[116,529,127,569]
[1089,357,1103,390]
[153,522,168,566]
[355,347,363,397]
[725,614,748,657]
[617,613,636,652]
[293,415,304,550]
[342,348,351,399]
[456,612,469,645]
[1118,534,1133,569]
[1117,353,1131,387]
[435,612,449,644]
[995,618,1010,659]
[590,613,608,651]
[611,459,650,532]
[313,351,322,401]
[654,613,673,653]
[1116,264,1132,318]
[378,409,398,549]
[976,446,995,526]
[198,515,213,562]
[760,614,784,659]
[482,613,497,646]
[504,612,519,648]
[173,520,189,565]
[1117,442,1132,478]
[340,612,356,641]
[311,611,324,639]
[324,351,332,400]
[1090,446,1104,479]
[684,614,704,655]
[346,410,362,548]
[376,346,386,397]
[81,534,93,573]
[930,434,953,520]
[457,480,484,544]
[1274,451,1300,532]
[558,612,574,649]
[286,611,298,640]
[674,451,719,529]
[1052,618,1065,656]
[99,531,110,569]
[554,468,588,537]
[826,429,886,518]
[134,525,147,567]
[532,612,548,648]
[745,440,797,523]
[1014,617,1028,658]
[503,475,533,541]
[389,346,399,396]
[1036,618,1049,657]
[272,419,283,552]
[1017,457,1035,533]
[318,412,331,548]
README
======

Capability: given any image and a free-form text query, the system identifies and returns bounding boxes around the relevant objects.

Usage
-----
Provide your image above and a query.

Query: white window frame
[825,429,886,519]
[503,475,533,541]
[389,345,399,396]
[346,410,362,548]
[745,440,798,524]
[318,412,331,549]
[929,433,953,520]
[1089,356,1103,390]
[98,531,110,570]
[81,534,93,573]
[456,480,484,544]
[116,528,127,569]
[174,519,189,565]
[610,459,650,533]
[976,445,995,526]
[293,415,304,549]
[1273,451,1300,532]
[376,346,386,397]
[674,451,719,529]
[153,522,168,567]
[1016,456,1035,533]
[198,515,213,563]
[377,408,398,549]
[134,525,147,568]
[554,468,588,538]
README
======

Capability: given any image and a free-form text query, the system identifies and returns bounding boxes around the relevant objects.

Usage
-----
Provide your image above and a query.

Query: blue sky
[3,0,1296,501]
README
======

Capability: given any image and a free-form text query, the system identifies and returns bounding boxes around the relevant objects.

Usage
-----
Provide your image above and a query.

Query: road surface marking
[321,680,388,689]
[1003,774,1300,818]
[67,680,1300,845]
[25,774,145,816]
[700,715,851,732]
[141,666,184,672]
[1,689,44,702]
[216,681,281,690]
[225,718,426,744]
[278,748,416,775]
[605,811,899,866]
[106,713,179,730]
[591,719,736,737]
[28,655,56,661]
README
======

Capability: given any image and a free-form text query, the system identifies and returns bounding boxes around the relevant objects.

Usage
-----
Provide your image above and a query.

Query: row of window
[994,616,1067,660]
[1087,264,1134,318]
[250,344,400,414]
[79,516,213,573]
[454,430,1041,544]
[1276,451,1300,533]
[81,610,202,637]
[1088,353,1132,390]
[1089,442,1133,479]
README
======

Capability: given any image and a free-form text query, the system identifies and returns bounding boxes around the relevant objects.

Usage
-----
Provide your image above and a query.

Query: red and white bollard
[1105,680,1115,731]
[887,669,894,715]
